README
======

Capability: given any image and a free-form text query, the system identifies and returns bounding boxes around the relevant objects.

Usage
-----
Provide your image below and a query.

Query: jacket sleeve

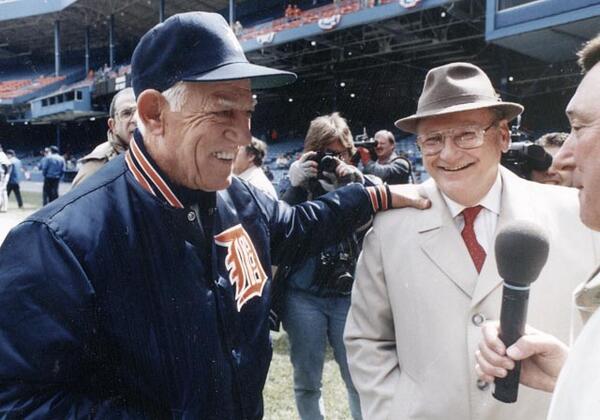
[0,221,144,418]
[344,225,400,419]
[264,183,376,265]
[363,158,410,184]
[39,157,47,175]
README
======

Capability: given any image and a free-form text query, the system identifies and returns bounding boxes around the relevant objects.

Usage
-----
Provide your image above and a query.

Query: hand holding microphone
[476,322,569,393]
[476,221,551,402]
[475,221,569,397]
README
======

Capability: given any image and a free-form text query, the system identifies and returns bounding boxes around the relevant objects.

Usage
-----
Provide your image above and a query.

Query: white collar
[441,169,503,218]
[238,165,260,180]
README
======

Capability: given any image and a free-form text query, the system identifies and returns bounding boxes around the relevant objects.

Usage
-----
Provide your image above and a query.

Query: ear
[497,120,511,153]
[137,90,168,136]
[107,118,116,132]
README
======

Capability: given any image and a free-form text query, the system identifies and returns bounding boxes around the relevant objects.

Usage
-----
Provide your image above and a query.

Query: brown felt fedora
[395,62,523,133]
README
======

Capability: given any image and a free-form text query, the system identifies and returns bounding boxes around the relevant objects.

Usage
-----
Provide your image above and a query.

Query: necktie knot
[462,205,484,226]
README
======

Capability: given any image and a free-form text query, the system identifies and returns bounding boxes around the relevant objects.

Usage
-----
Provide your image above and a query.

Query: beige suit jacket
[345,167,600,420]
[71,131,126,189]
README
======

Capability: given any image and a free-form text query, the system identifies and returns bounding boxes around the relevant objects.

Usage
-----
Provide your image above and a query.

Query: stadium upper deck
[0,0,599,135]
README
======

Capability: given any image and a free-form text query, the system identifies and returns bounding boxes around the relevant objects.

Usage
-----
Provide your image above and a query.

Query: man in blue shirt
[5,149,23,209]
[40,145,65,204]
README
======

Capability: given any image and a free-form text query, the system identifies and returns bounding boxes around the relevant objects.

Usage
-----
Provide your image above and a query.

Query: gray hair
[109,87,135,118]
[577,33,600,74]
[162,82,188,112]
[535,132,568,148]
[137,82,188,137]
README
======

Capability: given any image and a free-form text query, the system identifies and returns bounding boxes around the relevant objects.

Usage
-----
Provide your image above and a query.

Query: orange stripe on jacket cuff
[366,186,379,212]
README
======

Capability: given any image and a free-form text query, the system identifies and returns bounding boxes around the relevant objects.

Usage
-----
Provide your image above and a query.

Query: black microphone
[492,221,550,403]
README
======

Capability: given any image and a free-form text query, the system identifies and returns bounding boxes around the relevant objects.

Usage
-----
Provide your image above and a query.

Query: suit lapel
[418,179,479,298]
[470,168,537,308]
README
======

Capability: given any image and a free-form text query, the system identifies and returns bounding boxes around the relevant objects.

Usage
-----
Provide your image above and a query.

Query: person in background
[71,87,137,188]
[232,137,278,198]
[357,130,412,184]
[5,150,23,209]
[274,113,366,420]
[233,20,243,36]
[40,145,65,204]
[530,132,572,187]
[0,145,11,213]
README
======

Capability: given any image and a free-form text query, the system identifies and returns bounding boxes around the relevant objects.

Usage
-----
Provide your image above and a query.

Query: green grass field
[15,189,354,419]
[265,331,352,419]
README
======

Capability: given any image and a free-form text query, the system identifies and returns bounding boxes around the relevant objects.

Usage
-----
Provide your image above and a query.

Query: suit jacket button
[187,211,196,222]
[477,379,489,391]
[472,313,486,326]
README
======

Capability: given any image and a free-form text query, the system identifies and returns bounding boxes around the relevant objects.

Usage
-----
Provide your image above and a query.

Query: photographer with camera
[356,129,412,184]
[501,141,553,180]
[273,113,366,420]
[499,118,569,185]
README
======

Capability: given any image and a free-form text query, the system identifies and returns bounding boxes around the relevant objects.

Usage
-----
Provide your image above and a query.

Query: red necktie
[461,206,486,273]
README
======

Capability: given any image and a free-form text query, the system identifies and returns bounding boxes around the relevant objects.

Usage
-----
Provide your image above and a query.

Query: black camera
[500,115,553,180]
[316,240,357,295]
[353,133,378,163]
[307,151,340,175]
[501,142,552,180]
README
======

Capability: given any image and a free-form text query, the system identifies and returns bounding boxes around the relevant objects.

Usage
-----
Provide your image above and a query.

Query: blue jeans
[281,290,362,420]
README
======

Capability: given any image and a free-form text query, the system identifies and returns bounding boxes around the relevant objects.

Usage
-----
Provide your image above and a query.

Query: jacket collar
[125,130,214,208]
[107,130,128,155]
[417,166,537,306]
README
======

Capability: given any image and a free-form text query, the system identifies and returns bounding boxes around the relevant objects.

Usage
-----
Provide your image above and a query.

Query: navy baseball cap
[131,12,297,97]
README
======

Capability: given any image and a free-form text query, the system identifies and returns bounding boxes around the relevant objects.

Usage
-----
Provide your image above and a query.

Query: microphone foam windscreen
[495,220,550,287]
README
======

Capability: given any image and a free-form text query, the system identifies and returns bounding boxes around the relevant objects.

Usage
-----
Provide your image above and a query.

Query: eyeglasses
[116,107,137,120]
[416,121,497,156]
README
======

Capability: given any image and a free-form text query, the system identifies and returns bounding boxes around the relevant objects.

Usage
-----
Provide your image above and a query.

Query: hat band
[418,94,500,114]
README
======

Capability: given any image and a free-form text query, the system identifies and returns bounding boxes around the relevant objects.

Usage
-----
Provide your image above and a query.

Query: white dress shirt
[237,165,278,199]
[441,170,503,254]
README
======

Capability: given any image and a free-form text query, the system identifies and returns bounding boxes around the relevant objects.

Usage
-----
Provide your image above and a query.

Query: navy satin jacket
[0,135,382,419]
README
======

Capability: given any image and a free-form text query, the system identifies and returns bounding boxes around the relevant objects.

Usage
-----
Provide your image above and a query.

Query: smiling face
[417,108,509,206]
[564,63,600,230]
[141,80,254,191]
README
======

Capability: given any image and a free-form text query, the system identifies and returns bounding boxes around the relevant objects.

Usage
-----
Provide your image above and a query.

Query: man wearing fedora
[344,62,600,420]
[0,12,428,419]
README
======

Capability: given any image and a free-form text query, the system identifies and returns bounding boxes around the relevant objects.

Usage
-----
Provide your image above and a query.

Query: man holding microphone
[476,33,600,419]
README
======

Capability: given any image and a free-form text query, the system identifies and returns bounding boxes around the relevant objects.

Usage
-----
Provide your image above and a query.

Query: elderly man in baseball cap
[344,62,600,420]
[0,12,428,418]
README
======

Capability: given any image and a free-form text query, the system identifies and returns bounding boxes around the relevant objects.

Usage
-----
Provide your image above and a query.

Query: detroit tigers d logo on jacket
[215,224,268,311]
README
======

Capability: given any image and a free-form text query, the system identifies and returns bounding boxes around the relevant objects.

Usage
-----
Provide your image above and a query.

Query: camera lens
[319,155,338,173]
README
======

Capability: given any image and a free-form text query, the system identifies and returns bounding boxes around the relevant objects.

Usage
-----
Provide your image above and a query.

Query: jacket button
[477,379,489,391]
[187,211,196,222]
[472,313,486,326]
